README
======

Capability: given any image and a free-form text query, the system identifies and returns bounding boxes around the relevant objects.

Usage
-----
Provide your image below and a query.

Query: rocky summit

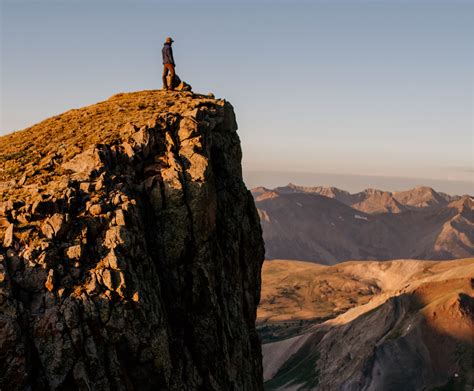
[0,90,265,390]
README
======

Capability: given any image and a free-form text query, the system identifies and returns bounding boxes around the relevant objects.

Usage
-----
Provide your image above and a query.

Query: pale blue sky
[1,0,473,193]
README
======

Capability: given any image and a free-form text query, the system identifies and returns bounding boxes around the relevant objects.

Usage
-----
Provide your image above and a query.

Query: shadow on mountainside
[255,191,474,264]
[263,281,474,391]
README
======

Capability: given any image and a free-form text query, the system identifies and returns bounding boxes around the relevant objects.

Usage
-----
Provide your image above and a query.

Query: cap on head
[165,37,174,44]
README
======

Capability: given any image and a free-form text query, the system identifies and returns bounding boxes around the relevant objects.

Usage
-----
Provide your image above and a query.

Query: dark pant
[162,63,175,90]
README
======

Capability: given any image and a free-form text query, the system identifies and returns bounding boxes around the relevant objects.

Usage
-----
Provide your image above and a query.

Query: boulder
[167,73,192,92]
[62,146,104,178]
[41,213,68,239]
[3,224,14,247]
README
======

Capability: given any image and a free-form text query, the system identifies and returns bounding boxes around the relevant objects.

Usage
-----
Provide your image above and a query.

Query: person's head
[165,37,174,45]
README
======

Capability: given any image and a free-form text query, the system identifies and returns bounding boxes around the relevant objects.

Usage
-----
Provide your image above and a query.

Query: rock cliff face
[0,91,265,390]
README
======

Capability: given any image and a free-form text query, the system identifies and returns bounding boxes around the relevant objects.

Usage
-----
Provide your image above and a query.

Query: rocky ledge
[0,90,264,390]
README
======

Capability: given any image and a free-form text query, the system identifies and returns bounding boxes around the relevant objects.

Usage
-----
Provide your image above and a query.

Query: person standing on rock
[162,37,176,91]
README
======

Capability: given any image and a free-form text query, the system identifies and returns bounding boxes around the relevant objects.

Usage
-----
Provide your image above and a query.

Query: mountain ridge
[270,183,464,213]
[253,185,474,263]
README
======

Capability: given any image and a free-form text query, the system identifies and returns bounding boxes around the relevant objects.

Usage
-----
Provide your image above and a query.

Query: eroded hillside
[261,258,474,390]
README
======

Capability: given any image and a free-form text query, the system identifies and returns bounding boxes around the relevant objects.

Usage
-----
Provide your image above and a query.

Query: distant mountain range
[252,184,474,264]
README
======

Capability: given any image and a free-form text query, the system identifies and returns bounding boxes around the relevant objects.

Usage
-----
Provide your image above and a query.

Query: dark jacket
[162,43,175,65]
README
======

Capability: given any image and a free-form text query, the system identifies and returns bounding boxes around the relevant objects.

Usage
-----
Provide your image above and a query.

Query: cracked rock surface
[0,90,264,390]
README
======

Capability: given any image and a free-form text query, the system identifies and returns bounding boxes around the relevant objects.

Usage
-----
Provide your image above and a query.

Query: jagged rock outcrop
[0,90,265,390]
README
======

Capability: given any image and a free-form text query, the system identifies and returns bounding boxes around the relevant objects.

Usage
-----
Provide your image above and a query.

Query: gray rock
[62,146,104,178]
[65,245,82,260]
[18,174,27,186]
[3,223,14,247]
[41,213,68,239]
[88,204,102,216]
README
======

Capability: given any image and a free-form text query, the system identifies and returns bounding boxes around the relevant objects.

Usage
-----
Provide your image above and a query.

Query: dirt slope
[261,258,474,390]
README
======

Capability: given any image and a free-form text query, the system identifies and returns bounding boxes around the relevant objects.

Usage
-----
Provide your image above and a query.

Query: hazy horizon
[244,170,473,195]
[1,0,472,186]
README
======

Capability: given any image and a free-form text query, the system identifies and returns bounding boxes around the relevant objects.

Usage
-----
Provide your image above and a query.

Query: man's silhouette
[162,37,176,91]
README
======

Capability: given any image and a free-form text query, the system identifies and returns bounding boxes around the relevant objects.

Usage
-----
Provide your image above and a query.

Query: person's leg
[168,64,176,91]
[162,65,169,90]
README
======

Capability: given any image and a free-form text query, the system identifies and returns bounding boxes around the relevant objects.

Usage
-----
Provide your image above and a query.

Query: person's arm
[170,46,175,66]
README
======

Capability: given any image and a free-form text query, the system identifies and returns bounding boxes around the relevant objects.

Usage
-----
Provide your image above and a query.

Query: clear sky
[1,0,473,193]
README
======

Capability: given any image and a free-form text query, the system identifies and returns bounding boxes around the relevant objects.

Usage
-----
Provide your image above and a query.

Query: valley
[260,258,474,390]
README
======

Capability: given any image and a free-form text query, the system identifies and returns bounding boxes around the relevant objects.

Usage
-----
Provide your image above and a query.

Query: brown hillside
[262,258,474,390]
